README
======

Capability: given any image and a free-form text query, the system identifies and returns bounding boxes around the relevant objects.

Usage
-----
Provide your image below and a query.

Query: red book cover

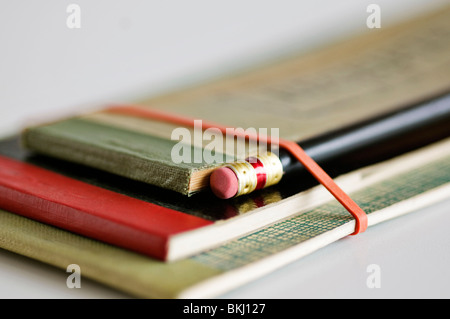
[0,154,213,261]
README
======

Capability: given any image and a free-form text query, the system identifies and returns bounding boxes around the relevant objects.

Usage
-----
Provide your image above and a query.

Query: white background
[0,0,449,298]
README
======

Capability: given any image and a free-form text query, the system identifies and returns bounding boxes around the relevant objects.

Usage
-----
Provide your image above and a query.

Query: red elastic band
[105,105,368,235]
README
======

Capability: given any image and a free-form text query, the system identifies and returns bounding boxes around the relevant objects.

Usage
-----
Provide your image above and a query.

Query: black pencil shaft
[280,91,450,176]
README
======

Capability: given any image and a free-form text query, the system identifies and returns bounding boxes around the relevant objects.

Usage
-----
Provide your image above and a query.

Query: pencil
[210,90,450,199]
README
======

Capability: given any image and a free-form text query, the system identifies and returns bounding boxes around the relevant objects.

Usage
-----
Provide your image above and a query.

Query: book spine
[21,120,198,196]
[0,155,212,261]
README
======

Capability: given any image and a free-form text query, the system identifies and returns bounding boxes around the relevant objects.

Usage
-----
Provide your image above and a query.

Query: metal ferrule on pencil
[223,152,284,198]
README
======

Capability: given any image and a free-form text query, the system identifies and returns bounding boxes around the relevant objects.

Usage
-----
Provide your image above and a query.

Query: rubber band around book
[105,105,368,235]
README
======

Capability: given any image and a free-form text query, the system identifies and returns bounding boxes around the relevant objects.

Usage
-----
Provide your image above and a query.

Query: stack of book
[0,6,449,298]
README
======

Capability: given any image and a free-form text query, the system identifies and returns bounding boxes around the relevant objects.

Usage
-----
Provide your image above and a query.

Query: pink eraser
[210,167,238,199]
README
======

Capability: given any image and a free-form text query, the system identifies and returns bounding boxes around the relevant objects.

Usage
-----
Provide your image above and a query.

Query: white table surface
[0,0,449,299]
